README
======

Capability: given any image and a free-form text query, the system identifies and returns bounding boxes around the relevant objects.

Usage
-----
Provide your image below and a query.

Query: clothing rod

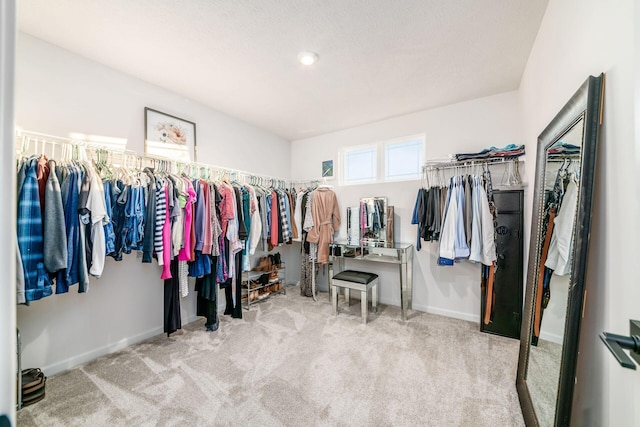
[422,157,523,171]
[289,179,320,187]
[16,129,290,184]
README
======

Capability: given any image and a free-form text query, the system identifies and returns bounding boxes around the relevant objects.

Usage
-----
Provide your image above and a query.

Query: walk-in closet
[2,1,639,426]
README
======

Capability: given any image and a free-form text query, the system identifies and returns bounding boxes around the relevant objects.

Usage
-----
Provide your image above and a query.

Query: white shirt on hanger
[545,177,578,275]
[87,169,108,278]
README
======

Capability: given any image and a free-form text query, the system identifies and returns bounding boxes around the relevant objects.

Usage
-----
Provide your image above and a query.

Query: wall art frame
[144,107,197,162]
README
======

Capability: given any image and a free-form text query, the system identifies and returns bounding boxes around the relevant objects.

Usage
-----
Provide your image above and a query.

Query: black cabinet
[480,189,524,339]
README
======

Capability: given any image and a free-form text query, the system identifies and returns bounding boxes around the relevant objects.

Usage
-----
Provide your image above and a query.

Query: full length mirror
[517,74,604,427]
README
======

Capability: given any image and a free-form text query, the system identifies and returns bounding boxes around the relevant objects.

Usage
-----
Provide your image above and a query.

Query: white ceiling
[17,0,548,141]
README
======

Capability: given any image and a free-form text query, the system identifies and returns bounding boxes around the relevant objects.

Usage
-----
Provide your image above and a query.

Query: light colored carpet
[527,339,563,427]
[17,286,524,426]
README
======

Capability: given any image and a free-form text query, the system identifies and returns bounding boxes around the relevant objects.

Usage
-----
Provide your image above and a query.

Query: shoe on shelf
[252,257,268,271]
[273,252,282,268]
[265,257,275,271]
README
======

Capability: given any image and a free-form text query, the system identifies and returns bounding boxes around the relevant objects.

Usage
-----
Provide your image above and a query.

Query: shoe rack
[241,253,286,310]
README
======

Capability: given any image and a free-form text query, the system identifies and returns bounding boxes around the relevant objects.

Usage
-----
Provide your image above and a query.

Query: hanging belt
[483,262,496,325]
[482,165,498,326]
[534,207,556,338]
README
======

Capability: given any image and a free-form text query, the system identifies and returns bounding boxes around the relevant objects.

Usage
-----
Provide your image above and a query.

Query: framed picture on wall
[144,107,197,162]
[322,160,334,179]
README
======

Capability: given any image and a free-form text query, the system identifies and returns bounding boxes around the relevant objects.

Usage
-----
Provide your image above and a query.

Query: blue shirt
[18,157,53,302]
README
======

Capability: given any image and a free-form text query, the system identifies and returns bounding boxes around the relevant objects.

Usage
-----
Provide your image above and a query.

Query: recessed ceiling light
[298,51,319,66]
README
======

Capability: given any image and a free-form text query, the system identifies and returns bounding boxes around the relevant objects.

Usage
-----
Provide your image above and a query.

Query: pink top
[160,187,173,280]
[178,180,196,262]
[218,183,235,238]
[270,190,279,246]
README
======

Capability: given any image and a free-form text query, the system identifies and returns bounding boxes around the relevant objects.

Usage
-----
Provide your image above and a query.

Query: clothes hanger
[318,178,333,189]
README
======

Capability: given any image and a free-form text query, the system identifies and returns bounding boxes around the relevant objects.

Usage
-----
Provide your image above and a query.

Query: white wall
[291,91,524,321]
[0,0,17,423]
[15,33,291,376]
[519,0,639,425]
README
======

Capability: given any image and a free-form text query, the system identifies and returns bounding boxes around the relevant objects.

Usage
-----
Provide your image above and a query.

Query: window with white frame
[342,144,377,184]
[384,135,424,180]
[341,134,424,185]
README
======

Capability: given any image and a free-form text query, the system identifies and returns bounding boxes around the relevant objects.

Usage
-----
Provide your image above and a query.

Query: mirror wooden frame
[517,74,604,426]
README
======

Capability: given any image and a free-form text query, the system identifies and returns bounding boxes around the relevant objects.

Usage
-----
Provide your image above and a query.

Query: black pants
[164,259,181,337]
[196,255,219,331]
[223,251,243,319]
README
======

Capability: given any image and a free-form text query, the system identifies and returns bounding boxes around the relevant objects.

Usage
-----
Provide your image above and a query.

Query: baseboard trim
[411,303,480,323]
[42,326,164,376]
[369,296,480,323]
[43,313,203,376]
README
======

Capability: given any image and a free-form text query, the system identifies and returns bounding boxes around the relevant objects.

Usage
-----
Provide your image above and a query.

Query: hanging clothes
[468,174,496,266]
[42,159,67,274]
[163,259,181,337]
[87,167,108,278]
[247,185,262,255]
[141,168,156,262]
[103,180,116,258]
[307,187,341,265]
[416,168,496,268]
[16,138,299,335]
[411,188,425,251]
[545,176,578,276]
[56,164,81,293]
[195,255,219,331]
[17,156,53,302]
[438,177,458,264]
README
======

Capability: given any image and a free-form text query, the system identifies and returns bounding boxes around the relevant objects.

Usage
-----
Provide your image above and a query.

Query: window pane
[344,147,376,183]
[385,139,423,180]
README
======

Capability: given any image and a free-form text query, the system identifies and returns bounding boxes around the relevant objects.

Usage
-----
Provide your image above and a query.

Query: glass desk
[328,242,414,321]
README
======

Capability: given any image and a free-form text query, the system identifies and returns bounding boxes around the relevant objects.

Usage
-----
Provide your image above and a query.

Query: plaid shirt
[278,189,291,243]
[17,157,53,302]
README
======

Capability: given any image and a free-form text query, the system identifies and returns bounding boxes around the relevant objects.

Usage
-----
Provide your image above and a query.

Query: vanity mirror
[346,197,393,247]
[517,74,604,426]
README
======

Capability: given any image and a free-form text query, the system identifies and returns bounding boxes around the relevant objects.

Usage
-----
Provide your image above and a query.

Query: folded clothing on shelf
[455,144,525,161]
[548,140,580,155]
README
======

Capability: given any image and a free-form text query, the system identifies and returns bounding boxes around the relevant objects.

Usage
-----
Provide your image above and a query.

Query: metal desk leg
[311,258,317,302]
[361,290,368,324]
[328,261,333,303]
[372,284,378,313]
[407,255,413,313]
[400,261,408,321]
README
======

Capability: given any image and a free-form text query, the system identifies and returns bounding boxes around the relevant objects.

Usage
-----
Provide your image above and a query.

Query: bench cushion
[332,270,378,284]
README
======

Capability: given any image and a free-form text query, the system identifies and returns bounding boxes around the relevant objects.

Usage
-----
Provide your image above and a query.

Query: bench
[331,270,378,324]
